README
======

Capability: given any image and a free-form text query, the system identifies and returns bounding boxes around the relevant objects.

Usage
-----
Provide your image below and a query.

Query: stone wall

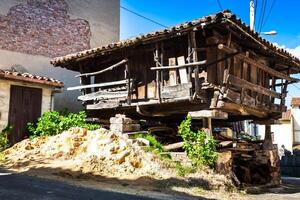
[0,79,54,131]
[0,0,120,111]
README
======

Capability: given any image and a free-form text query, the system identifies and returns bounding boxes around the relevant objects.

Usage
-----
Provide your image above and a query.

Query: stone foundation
[110,114,140,133]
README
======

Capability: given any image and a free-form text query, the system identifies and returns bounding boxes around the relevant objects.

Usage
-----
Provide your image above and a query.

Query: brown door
[8,85,42,145]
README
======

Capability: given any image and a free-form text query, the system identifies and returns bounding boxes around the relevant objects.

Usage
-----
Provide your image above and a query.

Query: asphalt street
[0,171,158,200]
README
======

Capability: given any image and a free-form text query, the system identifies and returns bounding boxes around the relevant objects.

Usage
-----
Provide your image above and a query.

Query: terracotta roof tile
[0,69,64,87]
[291,97,300,106]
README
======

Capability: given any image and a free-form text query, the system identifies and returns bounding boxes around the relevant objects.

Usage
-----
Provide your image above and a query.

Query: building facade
[0,0,120,111]
[258,98,300,153]
[0,70,63,144]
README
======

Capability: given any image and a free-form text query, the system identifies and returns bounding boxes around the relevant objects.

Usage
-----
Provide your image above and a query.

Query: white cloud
[273,42,300,59]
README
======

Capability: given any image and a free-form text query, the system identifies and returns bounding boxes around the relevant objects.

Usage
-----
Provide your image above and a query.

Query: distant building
[258,97,300,153]
[0,0,120,111]
[0,69,63,144]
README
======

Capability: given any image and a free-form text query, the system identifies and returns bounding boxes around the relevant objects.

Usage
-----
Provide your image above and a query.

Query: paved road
[250,177,300,200]
[0,171,157,200]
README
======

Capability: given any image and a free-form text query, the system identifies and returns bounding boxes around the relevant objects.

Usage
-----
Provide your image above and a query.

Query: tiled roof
[51,10,300,68]
[0,70,64,87]
[291,97,300,106]
[280,109,291,121]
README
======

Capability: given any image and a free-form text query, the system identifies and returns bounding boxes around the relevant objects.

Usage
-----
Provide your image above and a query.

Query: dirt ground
[0,127,250,200]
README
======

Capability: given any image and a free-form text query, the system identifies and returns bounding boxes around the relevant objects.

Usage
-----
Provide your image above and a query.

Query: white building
[258,97,300,153]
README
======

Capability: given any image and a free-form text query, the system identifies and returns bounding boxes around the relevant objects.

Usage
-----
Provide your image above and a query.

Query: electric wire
[261,0,276,31]
[216,0,223,11]
[258,0,268,33]
[120,5,168,28]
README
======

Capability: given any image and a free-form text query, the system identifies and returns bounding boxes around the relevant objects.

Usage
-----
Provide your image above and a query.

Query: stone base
[110,114,140,133]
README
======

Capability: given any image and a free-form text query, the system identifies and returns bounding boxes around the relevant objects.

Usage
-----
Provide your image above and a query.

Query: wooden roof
[51,10,300,70]
[0,69,64,87]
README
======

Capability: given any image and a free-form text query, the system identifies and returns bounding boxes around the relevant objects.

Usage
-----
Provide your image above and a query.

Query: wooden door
[8,85,42,145]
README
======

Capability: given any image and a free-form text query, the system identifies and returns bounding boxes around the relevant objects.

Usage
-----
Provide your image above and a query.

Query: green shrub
[0,125,12,151]
[27,111,100,138]
[133,133,164,152]
[133,133,171,159]
[178,115,217,167]
[175,162,196,177]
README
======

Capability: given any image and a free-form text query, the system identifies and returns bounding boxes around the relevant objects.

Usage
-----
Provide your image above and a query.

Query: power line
[216,0,223,11]
[258,0,268,33]
[261,0,276,31]
[120,5,168,28]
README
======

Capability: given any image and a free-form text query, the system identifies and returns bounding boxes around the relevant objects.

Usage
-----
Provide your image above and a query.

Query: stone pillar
[110,114,140,133]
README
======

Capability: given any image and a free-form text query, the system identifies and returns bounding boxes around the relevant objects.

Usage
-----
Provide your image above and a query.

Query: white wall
[292,106,300,144]
[258,121,294,152]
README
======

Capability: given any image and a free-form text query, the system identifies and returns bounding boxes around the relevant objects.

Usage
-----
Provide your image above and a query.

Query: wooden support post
[187,33,192,83]
[125,63,131,105]
[160,43,164,86]
[203,118,212,137]
[79,65,91,95]
[262,124,273,150]
[155,43,162,103]
[191,31,199,96]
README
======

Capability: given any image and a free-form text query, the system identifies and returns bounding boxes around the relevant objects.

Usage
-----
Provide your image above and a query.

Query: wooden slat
[151,60,206,70]
[168,58,177,86]
[76,59,128,78]
[227,74,281,98]
[177,56,188,84]
[161,83,192,99]
[67,79,128,91]
[218,44,298,82]
[78,91,127,101]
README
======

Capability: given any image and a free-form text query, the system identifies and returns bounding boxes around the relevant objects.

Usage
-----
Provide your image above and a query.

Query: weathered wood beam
[227,74,281,99]
[218,44,299,82]
[67,79,128,91]
[155,43,162,103]
[150,60,206,70]
[217,101,268,118]
[189,110,228,119]
[161,83,192,99]
[87,101,120,110]
[163,142,184,151]
[78,91,128,101]
[191,31,200,95]
[125,63,131,105]
[75,59,128,78]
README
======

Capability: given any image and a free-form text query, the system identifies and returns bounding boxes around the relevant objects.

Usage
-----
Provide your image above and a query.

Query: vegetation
[27,111,100,138]
[133,133,171,159]
[0,125,12,151]
[178,115,217,167]
[239,131,260,141]
[175,162,196,177]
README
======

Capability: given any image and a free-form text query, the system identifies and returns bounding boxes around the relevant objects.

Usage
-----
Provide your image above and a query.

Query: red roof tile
[0,69,64,87]
[291,97,300,106]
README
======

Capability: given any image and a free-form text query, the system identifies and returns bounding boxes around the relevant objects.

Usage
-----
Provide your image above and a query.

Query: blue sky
[120,0,300,107]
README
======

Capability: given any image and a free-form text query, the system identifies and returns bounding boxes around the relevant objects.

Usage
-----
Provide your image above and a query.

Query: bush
[175,162,196,177]
[27,111,100,138]
[133,133,164,152]
[0,125,12,151]
[178,115,217,167]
